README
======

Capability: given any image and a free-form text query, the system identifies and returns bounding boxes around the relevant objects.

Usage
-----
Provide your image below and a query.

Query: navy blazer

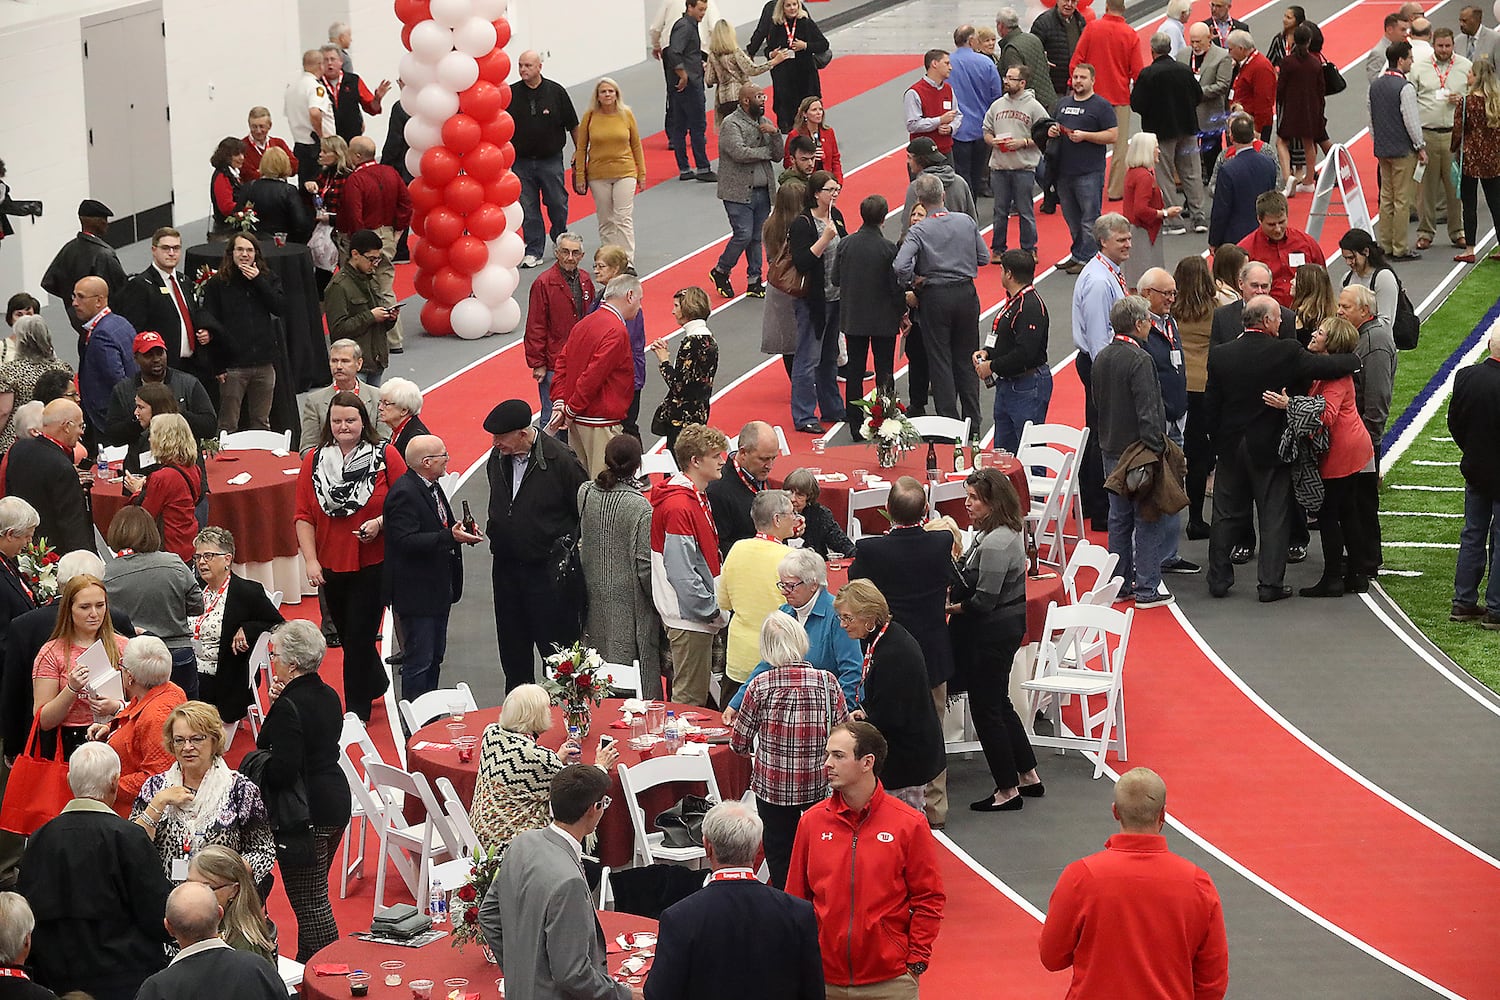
[849,526,959,687]
[645,878,824,1000]
[382,468,463,617]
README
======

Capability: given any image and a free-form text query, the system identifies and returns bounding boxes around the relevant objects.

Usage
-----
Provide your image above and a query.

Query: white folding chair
[98,444,128,464]
[430,775,481,891]
[846,483,891,542]
[1061,539,1120,605]
[725,426,791,456]
[617,754,722,868]
[638,451,680,478]
[277,956,304,995]
[601,660,642,697]
[244,632,272,738]
[1019,421,1090,546]
[337,712,387,899]
[1018,446,1075,566]
[926,479,968,523]
[219,428,293,452]
[364,761,460,914]
[1023,602,1133,779]
[908,415,971,444]
[398,682,477,734]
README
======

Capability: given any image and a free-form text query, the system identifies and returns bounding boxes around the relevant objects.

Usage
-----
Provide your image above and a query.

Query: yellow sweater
[575,108,646,184]
[716,537,789,682]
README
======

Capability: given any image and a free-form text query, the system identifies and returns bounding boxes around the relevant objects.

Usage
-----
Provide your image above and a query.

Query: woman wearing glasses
[787,170,846,435]
[186,846,278,964]
[130,700,276,893]
[189,527,283,741]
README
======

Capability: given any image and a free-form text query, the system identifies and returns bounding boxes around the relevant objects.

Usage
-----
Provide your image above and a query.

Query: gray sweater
[1091,337,1167,456]
[1355,316,1397,451]
[104,552,204,648]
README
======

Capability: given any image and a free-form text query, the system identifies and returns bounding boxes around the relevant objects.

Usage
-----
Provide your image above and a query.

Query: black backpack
[1342,266,1420,350]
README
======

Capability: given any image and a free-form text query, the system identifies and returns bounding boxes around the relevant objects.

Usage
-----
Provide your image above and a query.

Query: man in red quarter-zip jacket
[787,721,945,998]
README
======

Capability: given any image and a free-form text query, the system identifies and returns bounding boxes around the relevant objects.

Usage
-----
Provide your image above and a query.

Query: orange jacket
[108,680,187,817]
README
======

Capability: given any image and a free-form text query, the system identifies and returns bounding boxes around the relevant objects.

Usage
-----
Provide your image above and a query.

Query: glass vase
[565,702,592,739]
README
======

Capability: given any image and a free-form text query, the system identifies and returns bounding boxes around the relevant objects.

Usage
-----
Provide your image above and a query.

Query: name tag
[159,286,171,294]
[1288,253,1306,268]
[943,100,952,110]
[1170,349,1183,368]
[171,857,189,882]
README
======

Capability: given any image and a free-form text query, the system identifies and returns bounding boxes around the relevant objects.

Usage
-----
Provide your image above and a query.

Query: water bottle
[96,448,109,483]
[428,873,448,926]
[663,711,680,753]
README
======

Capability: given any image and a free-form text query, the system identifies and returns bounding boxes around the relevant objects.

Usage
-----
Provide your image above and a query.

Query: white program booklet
[78,640,124,702]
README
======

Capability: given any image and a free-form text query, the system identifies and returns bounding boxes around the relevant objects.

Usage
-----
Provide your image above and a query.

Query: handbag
[654,794,713,849]
[549,491,588,618]
[1322,58,1347,96]
[650,401,675,438]
[0,714,73,836]
[765,242,807,298]
[308,222,338,271]
[813,46,833,69]
[1452,97,1466,194]
[238,703,317,867]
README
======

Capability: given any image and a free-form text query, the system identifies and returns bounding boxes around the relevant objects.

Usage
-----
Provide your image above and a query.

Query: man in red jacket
[547,274,641,477]
[240,107,298,183]
[1070,0,1143,200]
[1226,30,1276,140]
[787,721,945,998]
[1236,189,1324,307]
[525,233,596,424]
[337,136,412,353]
[1039,767,1229,1000]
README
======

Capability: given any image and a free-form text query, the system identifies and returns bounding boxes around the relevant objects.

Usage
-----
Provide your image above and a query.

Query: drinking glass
[811,437,826,455]
[646,702,666,735]
[408,980,433,999]
[454,735,478,763]
[852,469,869,487]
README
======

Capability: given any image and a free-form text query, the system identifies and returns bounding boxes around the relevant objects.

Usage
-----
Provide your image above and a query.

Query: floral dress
[131,761,276,886]
[653,320,719,439]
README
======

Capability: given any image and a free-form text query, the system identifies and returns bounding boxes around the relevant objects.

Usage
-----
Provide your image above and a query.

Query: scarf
[161,757,236,843]
[312,440,385,517]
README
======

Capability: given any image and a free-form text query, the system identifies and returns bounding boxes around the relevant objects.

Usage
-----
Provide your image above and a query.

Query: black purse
[654,794,713,849]
[239,727,317,868]
[1322,58,1347,96]
[549,491,589,617]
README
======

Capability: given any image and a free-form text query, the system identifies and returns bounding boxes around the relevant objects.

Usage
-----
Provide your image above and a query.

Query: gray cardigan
[716,108,784,205]
[103,552,204,648]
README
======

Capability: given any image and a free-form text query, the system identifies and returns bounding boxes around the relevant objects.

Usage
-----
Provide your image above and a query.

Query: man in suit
[849,476,957,829]
[548,275,641,478]
[1459,5,1499,64]
[0,498,40,890]
[479,765,640,1000]
[646,801,823,1000]
[134,882,286,1000]
[1207,113,1279,248]
[299,339,380,452]
[1226,31,1276,141]
[1,400,91,557]
[1207,260,1296,347]
[101,332,217,448]
[1365,12,1412,84]
[1203,296,1360,601]
[1447,332,1500,628]
[72,277,138,432]
[383,435,482,704]
[1179,23,1234,212]
[1200,0,1248,48]
[40,200,127,349]
[114,228,219,386]
[706,421,780,559]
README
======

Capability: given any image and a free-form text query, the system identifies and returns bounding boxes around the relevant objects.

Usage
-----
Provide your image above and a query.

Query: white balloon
[501,201,524,232]
[486,231,526,268]
[451,297,493,340]
[430,0,473,29]
[490,298,522,335]
[453,17,498,58]
[409,20,455,64]
[405,148,424,178]
[436,50,480,91]
[472,264,519,306]
[414,83,460,122]
[403,114,443,153]
[1495,0,1500,23]
[398,52,434,92]
[472,0,508,18]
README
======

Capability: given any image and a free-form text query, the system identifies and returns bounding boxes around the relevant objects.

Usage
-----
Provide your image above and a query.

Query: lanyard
[1214,19,1230,46]
[1112,334,1143,349]
[753,532,781,543]
[856,621,890,705]
[1434,61,1452,89]
[734,462,764,494]
[0,968,30,981]
[784,20,797,47]
[1096,255,1127,296]
[194,578,231,641]
[710,868,758,882]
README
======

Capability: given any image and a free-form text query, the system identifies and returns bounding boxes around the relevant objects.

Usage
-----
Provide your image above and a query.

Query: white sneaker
[520,255,542,268]
[1193,223,1209,233]
[1296,183,1317,193]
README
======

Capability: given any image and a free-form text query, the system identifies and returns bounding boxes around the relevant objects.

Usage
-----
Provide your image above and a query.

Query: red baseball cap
[133,331,167,354]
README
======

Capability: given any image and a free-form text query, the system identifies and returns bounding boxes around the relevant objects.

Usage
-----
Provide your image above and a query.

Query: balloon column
[395,0,524,339]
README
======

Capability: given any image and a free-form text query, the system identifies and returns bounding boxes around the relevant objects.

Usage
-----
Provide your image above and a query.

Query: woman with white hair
[376,376,427,459]
[88,634,187,817]
[468,683,619,855]
[0,316,70,454]
[0,497,39,624]
[728,610,847,888]
[0,891,39,979]
[1122,131,1181,289]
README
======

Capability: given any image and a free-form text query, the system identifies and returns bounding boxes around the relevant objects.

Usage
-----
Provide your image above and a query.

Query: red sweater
[336,161,412,234]
[1311,375,1375,478]
[136,463,203,562]
[240,136,299,183]
[1230,52,1277,130]
[1123,166,1165,244]
[1039,833,1229,1000]
[908,77,956,153]
[294,444,407,572]
[1237,225,1325,307]
[552,304,634,425]
[786,784,945,987]
[1070,12,1143,106]
[523,264,596,371]
[785,126,844,184]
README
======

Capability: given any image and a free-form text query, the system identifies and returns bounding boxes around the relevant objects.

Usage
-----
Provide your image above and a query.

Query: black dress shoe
[1018,782,1046,798]
[970,793,1024,812]
[324,633,343,648]
[1258,585,1294,603]
[1287,545,1308,564]
[1209,585,1231,599]
[1230,545,1254,565]
[1343,574,1370,594]
[795,421,826,434]
[1186,520,1211,540]
[1299,578,1344,598]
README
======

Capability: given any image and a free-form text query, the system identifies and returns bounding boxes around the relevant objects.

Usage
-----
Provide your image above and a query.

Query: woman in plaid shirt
[730,610,848,889]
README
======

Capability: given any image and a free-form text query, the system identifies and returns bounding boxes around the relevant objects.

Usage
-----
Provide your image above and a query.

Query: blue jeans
[1159,424,1185,566]
[992,367,1053,454]
[667,84,709,173]
[1057,170,1104,263]
[991,168,1038,253]
[169,645,199,702]
[791,298,844,426]
[1454,484,1500,612]
[1103,450,1174,601]
[400,612,450,703]
[514,153,570,258]
[716,187,771,282]
[536,369,554,419]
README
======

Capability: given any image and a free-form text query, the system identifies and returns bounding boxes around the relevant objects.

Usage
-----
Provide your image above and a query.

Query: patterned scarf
[312,440,385,517]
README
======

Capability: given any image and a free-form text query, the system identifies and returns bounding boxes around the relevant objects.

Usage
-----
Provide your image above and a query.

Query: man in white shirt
[1410,27,1471,251]
[285,49,333,186]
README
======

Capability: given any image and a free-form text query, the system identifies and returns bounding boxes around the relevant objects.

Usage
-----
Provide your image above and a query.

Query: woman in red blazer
[784,97,843,184]
[1261,316,1374,598]
[122,413,203,563]
[1122,132,1182,290]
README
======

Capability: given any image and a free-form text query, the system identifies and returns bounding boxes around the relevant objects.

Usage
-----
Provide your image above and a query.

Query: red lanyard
[784,20,797,47]
[0,968,30,980]
[194,579,231,640]
[1112,334,1142,349]
[734,462,763,494]
[1435,61,1452,89]
[710,868,758,882]
[856,621,889,705]
[753,533,781,543]
[1096,255,1127,296]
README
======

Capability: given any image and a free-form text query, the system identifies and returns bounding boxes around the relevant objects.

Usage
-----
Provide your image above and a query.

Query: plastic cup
[852,468,869,487]
[443,979,470,994]
[449,698,466,721]
[646,702,666,734]
[455,735,477,763]
[381,960,405,986]
[811,437,826,454]
[445,723,466,746]
[347,972,370,997]
[630,715,647,742]
[409,980,434,999]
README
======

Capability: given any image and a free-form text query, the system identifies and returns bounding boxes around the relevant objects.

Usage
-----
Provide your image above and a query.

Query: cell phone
[389,302,403,314]
[599,735,617,751]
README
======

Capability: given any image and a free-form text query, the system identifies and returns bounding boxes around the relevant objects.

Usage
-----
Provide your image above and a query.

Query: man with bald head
[72,276,138,430]
[511,49,580,268]
[285,49,334,187]
[1039,767,1229,1000]
[2,399,93,556]
[336,136,411,353]
[135,882,286,999]
[384,434,482,704]
[707,420,780,558]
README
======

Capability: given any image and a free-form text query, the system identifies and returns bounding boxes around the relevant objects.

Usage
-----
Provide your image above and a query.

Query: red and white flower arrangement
[17,537,60,603]
[850,388,920,468]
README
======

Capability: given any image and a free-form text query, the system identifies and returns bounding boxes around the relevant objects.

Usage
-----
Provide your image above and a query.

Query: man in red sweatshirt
[1039,767,1229,1000]
[548,274,641,477]
[787,721,945,998]
[1236,189,1324,307]
[1070,0,1143,200]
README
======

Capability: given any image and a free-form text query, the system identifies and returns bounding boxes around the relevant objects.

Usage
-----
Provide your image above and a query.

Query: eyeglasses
[836,612,859,625]
[821,186,841,194]
[170,734,211,748]
[595,795,612,811]
[157,244,183,253]
[193,552,229,562]
[358,252,384,263]
[1144,288,1178,299]
[776,580,802,593]
[423,453,449,462]
[557,248,585,258]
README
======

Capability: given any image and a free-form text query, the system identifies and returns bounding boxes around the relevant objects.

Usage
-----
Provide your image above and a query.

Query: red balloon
[461,142,505,184]
[480,111,515,149]
[493,18,512,49]
[401,23,414,50]
[431,267,472,307]
[420,146,462,188]
[449,235,488,275]
[476,49,511,85]
[394,0,430,28]
[441,115,482,155]
[408,210,426,238]
[420,300,454,337]
[444,175,485,215]
[489,170,522,208]
[500,144,515,170]
[464,202,506,242]
[408,177,443,214]
[414,269,435,301]
[424,206,465,248]
[495,85,511,112]
[412,237,449,272]
[458,81,504,122]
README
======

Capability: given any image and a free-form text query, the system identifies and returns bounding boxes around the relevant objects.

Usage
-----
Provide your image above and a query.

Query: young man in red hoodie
[548,275,641,477]
[787,721,945,998]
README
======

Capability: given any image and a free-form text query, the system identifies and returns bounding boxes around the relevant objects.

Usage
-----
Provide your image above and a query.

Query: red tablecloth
[407,700,751,868]
[301,911,658,999]
[826,565,1065,645]
[90,450,302,564]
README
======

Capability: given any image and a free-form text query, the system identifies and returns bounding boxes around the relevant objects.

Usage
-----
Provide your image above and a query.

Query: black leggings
[1315,473,1361,581]
[322,562,388,717]
[1184,391,1214,524]
[1460,174,1500,246]
[958,616,1035,791]
[756,797,816,889]
[843,336,898,433]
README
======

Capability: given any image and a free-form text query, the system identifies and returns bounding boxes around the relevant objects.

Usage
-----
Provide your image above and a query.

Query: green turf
[1378,259,1500,694]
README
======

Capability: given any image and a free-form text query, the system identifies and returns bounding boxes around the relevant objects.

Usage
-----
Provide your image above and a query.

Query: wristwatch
[907,962,929,976]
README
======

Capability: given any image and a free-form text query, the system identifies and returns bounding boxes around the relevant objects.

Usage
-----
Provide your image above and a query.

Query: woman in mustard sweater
[573,78,646,261]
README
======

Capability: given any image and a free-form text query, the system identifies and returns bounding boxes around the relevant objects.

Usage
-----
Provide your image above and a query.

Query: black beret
[483,399,534,434]
[77,199,113,218]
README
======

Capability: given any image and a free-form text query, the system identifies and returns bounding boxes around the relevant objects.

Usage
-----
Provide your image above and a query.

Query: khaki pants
[590,177,637,260]
[666,627,715,707]
[826,972,921,1000]
[1418,129,1463,243]
[923,682,948,827]
[1107,104,1132,200]
[569,422,622,479]
[219,363,276,431]
[1158,134,1206,227]
[1377,153,1419,256]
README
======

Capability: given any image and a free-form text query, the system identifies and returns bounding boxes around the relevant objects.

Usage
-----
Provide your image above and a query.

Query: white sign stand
[1307,143,1373,239]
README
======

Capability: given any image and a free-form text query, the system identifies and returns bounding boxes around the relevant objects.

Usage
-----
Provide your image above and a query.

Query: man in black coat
[834,195,904,437]
[39,200,127,349]
[645,801,823,1000]
[1447,334,1500,628]
[1030,0,1089,99]
[19,743,173,1000]
[134,882,286,1000]
[1208,261,1298,346]
[1,400,90,557]
[101,332,218,447]
[706,421,780,559]
[483,400,588,692]
[384,435,482,703]
[1131,32,1204,234]
[1204,296,1360,601]
[113,227,220,385]
[848,475,958,828]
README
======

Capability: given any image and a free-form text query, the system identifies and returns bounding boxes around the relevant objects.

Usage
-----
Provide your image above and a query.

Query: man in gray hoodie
[983,64,1047,255]
[901,137,977,235]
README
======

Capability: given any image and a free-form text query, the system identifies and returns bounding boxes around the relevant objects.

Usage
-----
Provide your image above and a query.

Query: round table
[90,449,308,603]
[408,700,751,868]
[302,911,658,999]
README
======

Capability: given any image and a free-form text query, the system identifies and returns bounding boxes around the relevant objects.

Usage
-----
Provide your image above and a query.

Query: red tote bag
[0,714,72,836]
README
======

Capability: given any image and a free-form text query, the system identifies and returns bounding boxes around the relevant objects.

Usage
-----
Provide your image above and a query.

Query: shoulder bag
[766,240,807,298]
[239,700,316,867]
[0,714,73,836]
[549,490,589,619]
[1322,55,1347,96]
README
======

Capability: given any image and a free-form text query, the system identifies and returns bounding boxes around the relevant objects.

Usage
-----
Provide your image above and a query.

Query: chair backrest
[638,451,680,478]
[219,429,293,452]
[365,760,462,857]
[846,483,892,541]
[399,682,478,734]
[339,752,389,829]
[908,415,970,444]
[1019,421,1087,456]
[926,479,968,523]
[436,776,483,857]
[601,660,642,697]
[1062,539,1119,604]
[1016,443,1069,486]
[1034,602,1134,679]
[339,712,385,767]
[617,754,722,864]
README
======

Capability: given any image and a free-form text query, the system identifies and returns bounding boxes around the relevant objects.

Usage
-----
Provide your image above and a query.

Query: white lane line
[1388,484,1465,492]
[932,833,1048,922]
[1380,511,1464,517]
[1432,436,1454,442]
[1378,569,1424,577]
[1359,592,1500,719]
[1384,541,1461,549]
[1410,460,1461,466]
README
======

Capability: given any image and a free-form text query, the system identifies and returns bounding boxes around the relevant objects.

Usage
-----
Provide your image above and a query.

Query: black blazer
[1209,300,1298,347]
[1449,357,1500,498]
[389,413,431,463]
[2,607,133,753]
[833,223,904,339]
[1204,332,1361,466]
[797,501,851,560]
[646,879,824,1000]
[254,671,352,828]
[849,526,959,687]
[199,575,283,725]
[114,266,222,372]
[861,621,945,790]
[706,465,758,560]
[240,178,315,245]
[382,468,464,617]
[199,270,285,370]
[788,207,847,315]
[134,944,287,1000]
[2,436,91,556]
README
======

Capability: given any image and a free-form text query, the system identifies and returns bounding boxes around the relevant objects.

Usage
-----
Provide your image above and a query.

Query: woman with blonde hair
[122,413,203,563]
[649,286,718,450]
[1173,255,1217,539]
[747,0,831,131]
[1291,263,1336,345]
[1453,56,1500,263]
[573,78,646,259]
[1122,132,1181,289]
[305,135,351,286]
[705,18,788,123]
[186,845,277,964]
[239,146,313,244]
[33,575,126,755]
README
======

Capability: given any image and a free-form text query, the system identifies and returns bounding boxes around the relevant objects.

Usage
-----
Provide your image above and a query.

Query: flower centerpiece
[542,640,609,738]
[191,264,217,306]
[17,537,60,604]
[849,388,921,468]
[448,844,503,962]
[226,203,258,233]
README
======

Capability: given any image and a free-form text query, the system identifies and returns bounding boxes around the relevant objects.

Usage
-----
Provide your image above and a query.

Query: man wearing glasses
[1,399,94,556]
[116,228,220,390]
[479,765,641,1000]
[323,229,396,386]
[525,233,596,423]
